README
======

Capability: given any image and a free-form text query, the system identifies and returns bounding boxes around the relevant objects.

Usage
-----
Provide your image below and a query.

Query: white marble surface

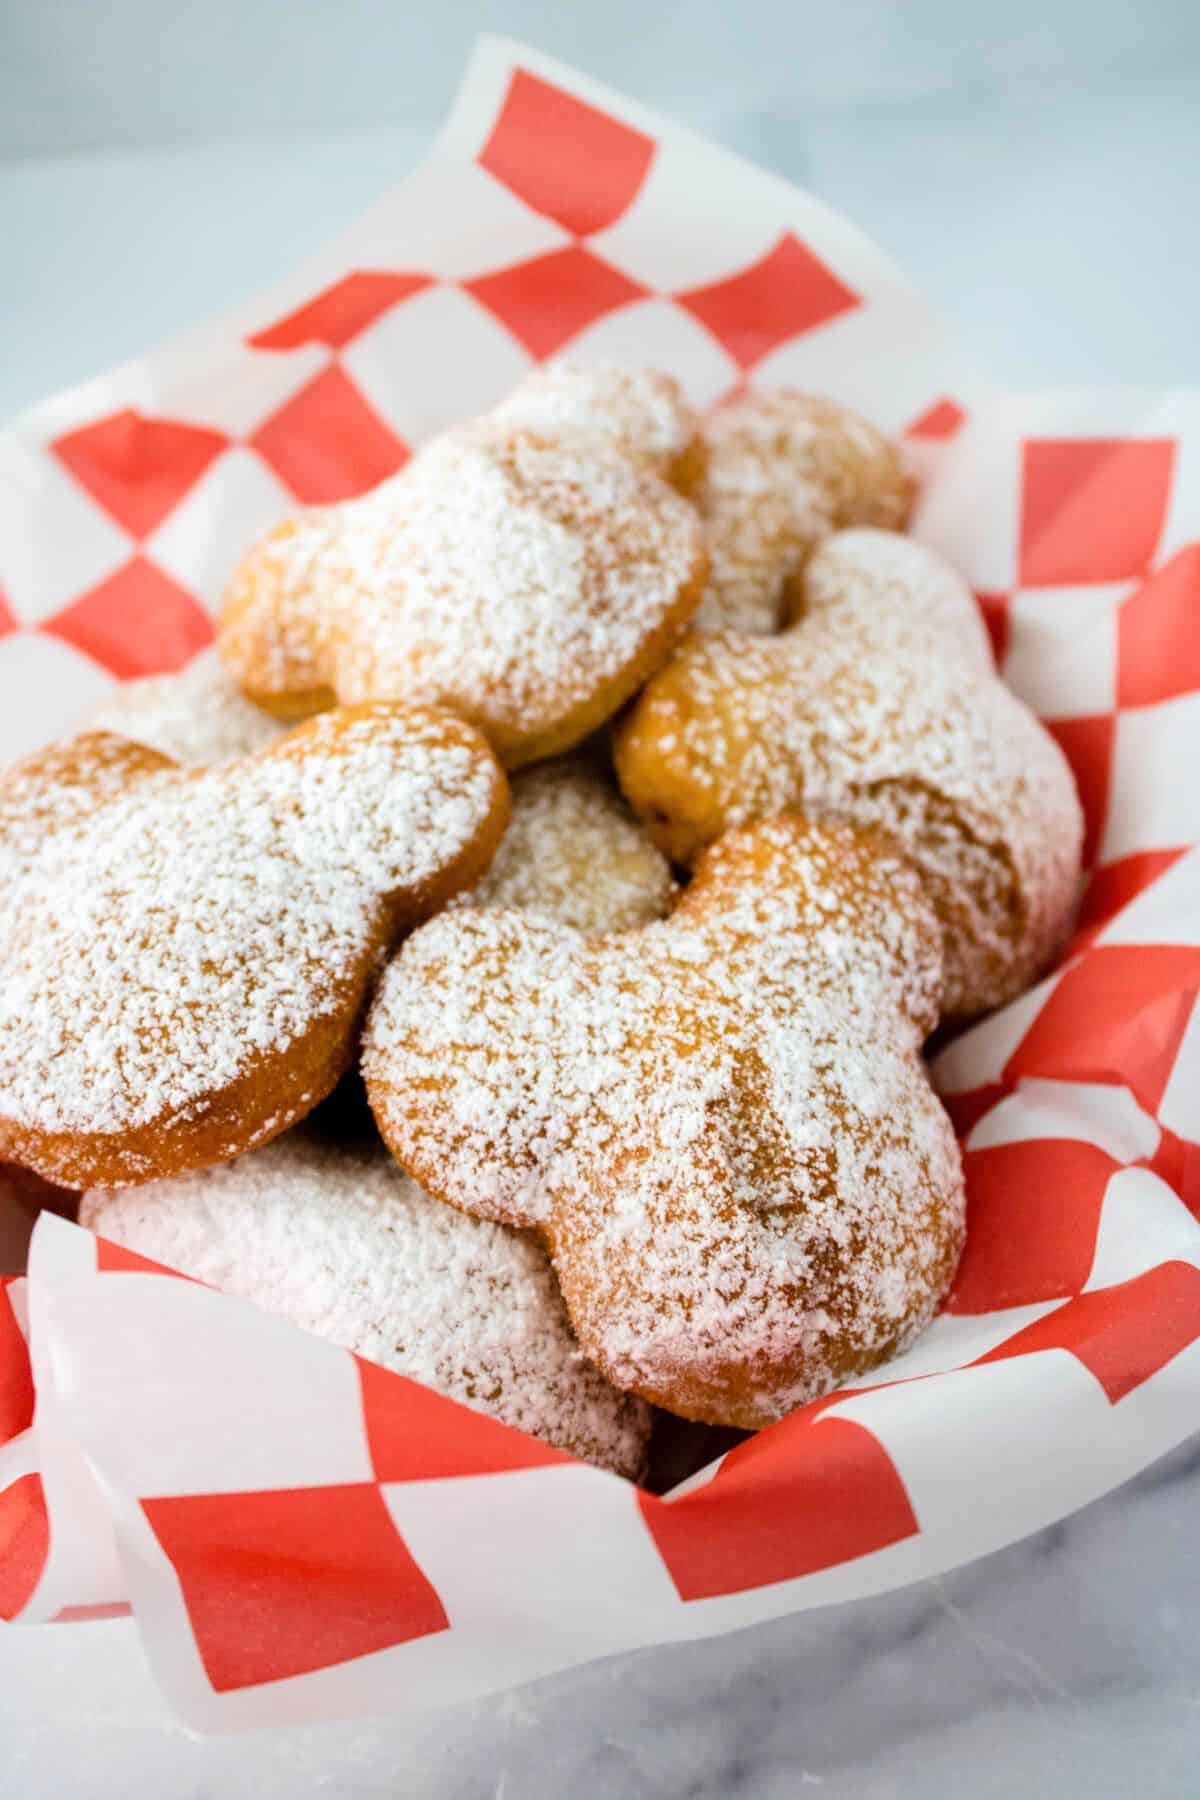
[3,1439,1199,1796]
[4,13,1200,1793]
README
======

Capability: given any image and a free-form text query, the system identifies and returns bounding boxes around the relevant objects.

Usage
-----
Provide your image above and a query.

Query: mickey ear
[252,702,509,924]
[672,812,944,1032]
[362,906,576,1232]
[0,730,175,877]
[219,510,340,720]
[805,529,992,673]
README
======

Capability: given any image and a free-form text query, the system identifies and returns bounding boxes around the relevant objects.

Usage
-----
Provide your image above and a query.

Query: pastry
[0,705,507,1187]
[88,649,284,765]
[456,757,675,933]
[81,1133,651,1478]
[615,529,1084,1020]
[489,359,706,495]
[219,422,707,767]
[693,390,914,634]
[363,814,965,1428]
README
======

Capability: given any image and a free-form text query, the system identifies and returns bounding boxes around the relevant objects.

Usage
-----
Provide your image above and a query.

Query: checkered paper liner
[2,34,1199,1731]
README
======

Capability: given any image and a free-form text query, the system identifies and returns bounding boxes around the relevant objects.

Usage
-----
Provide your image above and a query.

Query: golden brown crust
[0,705,508,1189]
[219,514,341,721]
[664,432,709,500]
[693,390,915,635]
[218,422,707,768]
[455,757,675,934]
[489,361,706,497]
[615,530,1084,1021]
[0,731,174,858]
[364,813,965,1429]
[498,540,708,767]
[0,997,361,1189]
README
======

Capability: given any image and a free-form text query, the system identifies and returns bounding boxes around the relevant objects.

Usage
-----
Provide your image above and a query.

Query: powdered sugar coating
[693,391,915,634]
[80,1134,650,1477]
[616,529,1084,1021]
[0,732,169,877]
[489,361,703,488]
[365,815,964,1428]
[0,705,507,1166]
[456,759,675,933]
[220,422,707,767]
[89,650,285,765]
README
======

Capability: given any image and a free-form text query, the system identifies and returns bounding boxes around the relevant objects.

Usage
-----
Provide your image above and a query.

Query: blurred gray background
[4,0,1200,419]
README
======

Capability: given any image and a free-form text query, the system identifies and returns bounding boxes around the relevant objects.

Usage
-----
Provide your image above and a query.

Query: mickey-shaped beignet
[81,1133,651,1478]
[0,704,508,1188]
[89,649,285,765]
[615,529,1084,1021]
[455,757,675,933]
[364,814,965,1429]
[220,422,707,767]
[489,360,706,496]
[693,390,915,634]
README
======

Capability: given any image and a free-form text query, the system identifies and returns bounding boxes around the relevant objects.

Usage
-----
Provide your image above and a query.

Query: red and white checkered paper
[2,35,1199,1731]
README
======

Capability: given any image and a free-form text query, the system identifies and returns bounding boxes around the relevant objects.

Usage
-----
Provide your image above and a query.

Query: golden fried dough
[615,529,1083,1020]
[694,390,914,633]
[219,423,707,767]
[490,360,706,496]
[455,757,675,934]
[89,649,285,764]
[82,1132,651,1477]
[0,705,508,1187]
[364,814,965,1428]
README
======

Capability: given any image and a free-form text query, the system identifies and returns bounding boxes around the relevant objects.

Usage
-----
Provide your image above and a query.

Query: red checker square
[0,1282,34,1446]
[906,398,967,441]
[53,1612,132,1627]
[1019,438,1175,587]
[1044,714,1115,868]
[1005,944,1200,1114]
[946,1139,1119,1315]
[42,557,213,680]
[975,590,1010,666]
[1117,544,1200,709]
[95,1236,196,1279]
[977,1260,1200,1403]
[675,232,860,372]
[357,1355,568,1483]
[53,410,229,541]
[463,245,647,362]
[1072,848,1189,950]
[54,1602,131,1624]
[939,1082,1011,1141]
[1146,1128,1200,1220]
[478,68,655,238]
[0,1473,50,1621]
[249,272,433,351]
[640,1411,916,1603]
[251,363,410,504]
[143,1483,448,1692]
